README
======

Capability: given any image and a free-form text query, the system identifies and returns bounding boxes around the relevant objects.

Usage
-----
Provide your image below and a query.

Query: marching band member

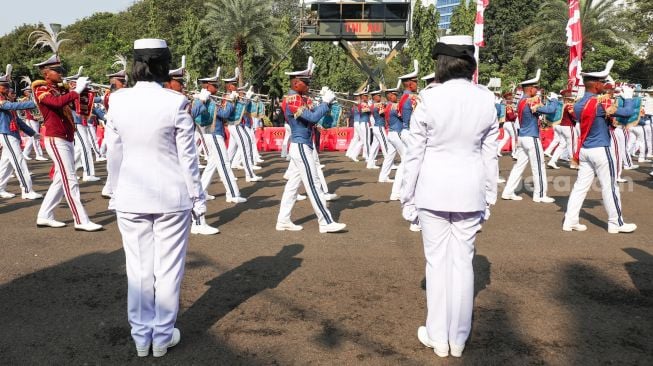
[368,88,394,180]
[276,57,346,233]
[501,69,558,203]
[66,68,100,182]
[100,55,128,199]
[496,92,518,158]
[105,38,205,357]
[195,68,247,205]
[0,65,43,200]
[562,60,637,233]
[385,81,405,201]
[19,87,47,161]
[344,94,362,162]
[398,60,419,142]
[547,90,578,169]
[348,87,371,163]
[222,69,262,182]
[31,28,102,231]
[402,35,498,359]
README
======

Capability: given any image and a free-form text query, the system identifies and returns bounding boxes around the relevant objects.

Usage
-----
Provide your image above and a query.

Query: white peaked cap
[34,54,61,68]
[421,72,435,81]
[134,38,168,49]
[439,35,473,45]
[65,66,84,81]
[222,67,240,83]
[237,82,250,91]
[285,56,315,78]
[169,55,186,78]
[354,84,370,96]
[581,59,614,79]
[199,67,221,83]
[399,60,419,80]
[520,69,541,86]
[0,64,12,83]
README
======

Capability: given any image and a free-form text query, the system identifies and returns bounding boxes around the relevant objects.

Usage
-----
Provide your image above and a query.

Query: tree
[407,0,440,74]
[201,0,283,86]
[482,0,539,67]
[449,1,476,36]
[518,0,631,88]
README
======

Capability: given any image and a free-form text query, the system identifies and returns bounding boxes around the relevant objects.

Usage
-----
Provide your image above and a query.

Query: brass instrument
[19,76,43,121]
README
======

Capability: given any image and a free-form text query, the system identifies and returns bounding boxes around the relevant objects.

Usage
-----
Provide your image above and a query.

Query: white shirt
[401,79,499,213]
[105,82,203,213]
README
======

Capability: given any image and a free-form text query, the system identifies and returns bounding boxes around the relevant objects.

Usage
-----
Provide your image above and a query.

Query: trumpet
[89,82,111,90]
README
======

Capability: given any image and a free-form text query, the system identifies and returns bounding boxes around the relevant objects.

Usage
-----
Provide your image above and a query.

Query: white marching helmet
[581,59,614,80]
[285,56,315,79]
[222,67,240,83]
[520,69,541,86]
[0,64,12,83]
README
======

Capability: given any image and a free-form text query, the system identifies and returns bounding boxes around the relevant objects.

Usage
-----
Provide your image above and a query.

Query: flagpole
[473,0,488,84]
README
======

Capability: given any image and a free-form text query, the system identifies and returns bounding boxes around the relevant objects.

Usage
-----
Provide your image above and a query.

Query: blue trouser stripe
[532,137,544,198]
[75,130,91,176]
[298,144,333,224]
[213,136,235,197]
[379,126,388,152]
[3,135,28,192]
[234,125,254,177]
[604,146,624,226]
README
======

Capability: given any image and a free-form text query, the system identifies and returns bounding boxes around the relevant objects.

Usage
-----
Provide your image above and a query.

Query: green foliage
[449,1,476,36]
[201,0,282,86]
[407,0,440,74]
[483,0,538,66]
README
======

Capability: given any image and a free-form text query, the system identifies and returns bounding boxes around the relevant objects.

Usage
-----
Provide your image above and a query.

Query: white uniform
[401,79,498,351]
[105,81,204,350]
[497,120,517,157]
[73,124,96,179]
[21,117,45,159]
[281,122,291,159]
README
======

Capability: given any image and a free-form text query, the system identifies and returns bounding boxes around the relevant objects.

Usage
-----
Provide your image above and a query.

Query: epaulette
[31,80,47,89]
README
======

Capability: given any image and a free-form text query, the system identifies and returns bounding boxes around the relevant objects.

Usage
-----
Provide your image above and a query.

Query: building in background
[435,0,464,30]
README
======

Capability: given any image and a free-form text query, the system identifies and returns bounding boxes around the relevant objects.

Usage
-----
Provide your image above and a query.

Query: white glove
[198,89,211,102]
[228,91,239,101]
[192,199,206,220]
[245,90,254,100]
[322,90,336,104]
[74,77,90,94]
[320,86,330,96]
[548,92,558,101]
[402,204,417,222]
[621,85,634,99]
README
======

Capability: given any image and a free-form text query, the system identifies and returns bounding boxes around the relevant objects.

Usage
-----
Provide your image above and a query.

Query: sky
[1,0,137,36]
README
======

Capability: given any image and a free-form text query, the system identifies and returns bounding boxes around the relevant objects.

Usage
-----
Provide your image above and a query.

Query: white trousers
[195,127,209,161]
[227,124,255,178]
[371,126,395,181]
[644,121,653,156]
[609,128,630,178]
[86,125,101,158]
[281,123,291,158]
[22,119,44,158]
[387,131,405,197]
[617,128,635,168]
[74,125,95,178]
[503,136,548,199]
[630,126,648,161]
[201,134,241,199]
[419,209,482,348]
[277,143,334,226]
[563,147,625,229]
[38,137,90,224]
[550,125,573,164]
[366,125,382,167]
[117,210,190,348]
[0,134,33,193]
[544,125,562,155]
[497,122,517,156]
[246,126,261,161]
[345,121,361,159]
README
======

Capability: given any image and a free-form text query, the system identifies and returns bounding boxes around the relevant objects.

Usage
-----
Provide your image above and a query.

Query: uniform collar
[134,81,163,89]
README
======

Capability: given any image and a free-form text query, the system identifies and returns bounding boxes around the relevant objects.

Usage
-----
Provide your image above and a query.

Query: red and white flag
[473,0,489,83]
[566,0,583,89]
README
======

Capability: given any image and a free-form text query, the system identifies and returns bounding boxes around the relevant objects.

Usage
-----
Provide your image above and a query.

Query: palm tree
[520,0,630,62]
[201,0,282,86]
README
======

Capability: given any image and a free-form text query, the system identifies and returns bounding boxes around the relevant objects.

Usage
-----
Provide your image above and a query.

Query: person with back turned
[401,35,499,358]
[104,38,205,357]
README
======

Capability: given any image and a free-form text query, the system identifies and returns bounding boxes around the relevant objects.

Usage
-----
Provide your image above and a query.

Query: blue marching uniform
[0,98,38,195]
